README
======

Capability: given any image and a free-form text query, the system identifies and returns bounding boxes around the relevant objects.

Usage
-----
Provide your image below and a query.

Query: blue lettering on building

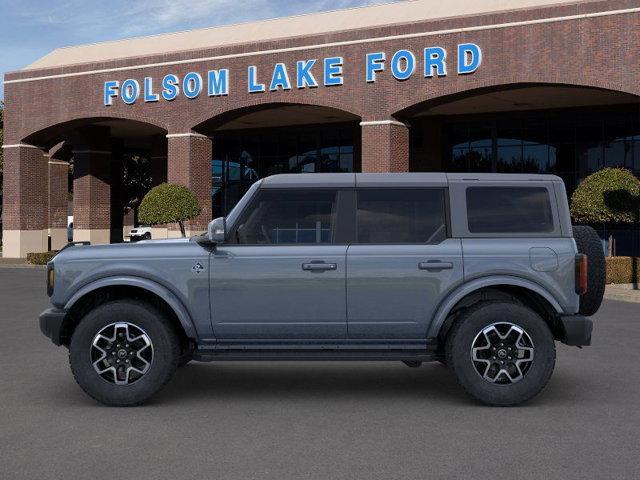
[296,60,318,89]
[103,44,482,106]
[269,63,292,91]
[182,72,203,99]
[390,50,416,81]
[161,74,179,101]
[208,69,229,96]
[143,77,159,102]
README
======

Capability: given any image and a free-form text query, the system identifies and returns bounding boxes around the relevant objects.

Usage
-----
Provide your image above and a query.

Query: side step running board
[193,350,437,362]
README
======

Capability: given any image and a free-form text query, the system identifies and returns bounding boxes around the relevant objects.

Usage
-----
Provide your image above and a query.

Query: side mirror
[208,217,226,243]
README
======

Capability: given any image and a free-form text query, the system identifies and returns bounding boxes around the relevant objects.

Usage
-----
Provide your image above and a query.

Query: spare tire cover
[572,225,606,316]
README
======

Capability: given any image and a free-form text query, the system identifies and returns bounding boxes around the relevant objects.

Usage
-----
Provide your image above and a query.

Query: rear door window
[466,186,554,233]
[356,188,447,243]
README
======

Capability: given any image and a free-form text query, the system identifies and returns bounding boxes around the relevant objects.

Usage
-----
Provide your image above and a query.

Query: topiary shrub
[27,251,58,265]
[571,168,640,224]
[571,168,640,256]
[138,183,202,237]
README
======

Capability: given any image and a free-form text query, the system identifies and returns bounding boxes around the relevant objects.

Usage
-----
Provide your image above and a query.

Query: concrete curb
[0,264,46,269]
[604,284,640,303]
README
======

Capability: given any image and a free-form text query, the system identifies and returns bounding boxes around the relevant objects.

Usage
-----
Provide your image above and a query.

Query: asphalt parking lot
[1,268,639,480]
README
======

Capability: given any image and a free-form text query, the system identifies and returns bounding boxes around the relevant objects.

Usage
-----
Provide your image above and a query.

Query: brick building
[3,0,640,257]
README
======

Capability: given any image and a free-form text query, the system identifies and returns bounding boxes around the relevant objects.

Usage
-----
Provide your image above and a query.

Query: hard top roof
[259,172,562,188]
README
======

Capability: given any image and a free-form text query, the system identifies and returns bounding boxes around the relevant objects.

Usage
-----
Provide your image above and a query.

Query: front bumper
[39,308,67,346]
[559,315,593,346]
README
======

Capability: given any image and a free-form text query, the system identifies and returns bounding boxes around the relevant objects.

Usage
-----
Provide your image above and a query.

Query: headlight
[47,263,55,297]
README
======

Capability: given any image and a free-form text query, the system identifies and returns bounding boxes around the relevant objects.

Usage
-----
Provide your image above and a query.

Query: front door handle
[419,261,454,271]
[302,262,337,272]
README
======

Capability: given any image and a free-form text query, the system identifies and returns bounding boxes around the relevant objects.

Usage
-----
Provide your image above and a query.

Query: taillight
[47,263,55,297]
[575,254,588,295]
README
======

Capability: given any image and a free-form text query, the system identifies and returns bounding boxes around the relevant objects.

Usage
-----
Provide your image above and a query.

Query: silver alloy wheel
[91,322,153,385]
[471,322,534,384]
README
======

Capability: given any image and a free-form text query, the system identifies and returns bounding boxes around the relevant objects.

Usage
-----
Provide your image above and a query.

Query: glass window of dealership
[214,106,640,212]
[211,103,640,255]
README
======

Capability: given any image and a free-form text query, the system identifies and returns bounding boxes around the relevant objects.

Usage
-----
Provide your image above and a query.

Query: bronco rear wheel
[69,300,180,406]
[446,301,556,406]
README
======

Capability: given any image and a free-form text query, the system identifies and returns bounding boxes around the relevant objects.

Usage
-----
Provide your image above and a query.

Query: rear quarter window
[466,186,554,233]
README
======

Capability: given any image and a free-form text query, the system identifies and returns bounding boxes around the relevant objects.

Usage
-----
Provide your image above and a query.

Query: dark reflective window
[213,123,357,216]
[235,189,338,244]
[356,189,447,243]
[449,124,492,172]
[441,105,640,199]
[466,187,554,233]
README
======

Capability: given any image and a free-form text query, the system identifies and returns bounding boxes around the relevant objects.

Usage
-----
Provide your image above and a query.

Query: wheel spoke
[470,322,535,385]
[91,322,153,385]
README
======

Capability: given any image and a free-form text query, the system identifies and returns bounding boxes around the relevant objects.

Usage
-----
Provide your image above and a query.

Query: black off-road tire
[69,300,180,406]
[446,301,556,406]
[572,225,606,316]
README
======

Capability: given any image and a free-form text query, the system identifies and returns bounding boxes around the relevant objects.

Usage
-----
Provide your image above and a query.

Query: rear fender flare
[427,276,563,339]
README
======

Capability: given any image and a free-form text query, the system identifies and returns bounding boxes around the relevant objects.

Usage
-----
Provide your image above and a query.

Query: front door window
[234,189,338,245]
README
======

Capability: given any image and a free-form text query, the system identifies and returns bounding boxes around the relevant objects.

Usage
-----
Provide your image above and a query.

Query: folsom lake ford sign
[103,43,482,106]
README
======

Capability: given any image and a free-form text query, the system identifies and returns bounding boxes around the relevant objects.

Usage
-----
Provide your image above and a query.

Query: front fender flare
[426,275,564,339]
[64,276,197,338]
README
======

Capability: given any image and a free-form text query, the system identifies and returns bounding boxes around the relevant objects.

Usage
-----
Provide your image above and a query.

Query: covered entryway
[2,118,167,256]
[195,103,361,215]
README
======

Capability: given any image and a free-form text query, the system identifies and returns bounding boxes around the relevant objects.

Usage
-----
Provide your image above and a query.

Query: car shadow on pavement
[151,362,565,407]
[45,362,583,408]
[153,363,465,405]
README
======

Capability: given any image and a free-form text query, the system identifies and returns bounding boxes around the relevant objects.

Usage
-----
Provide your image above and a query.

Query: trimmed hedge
[606,256,640,284]
[570,168,640,224]
[27,251,58,265]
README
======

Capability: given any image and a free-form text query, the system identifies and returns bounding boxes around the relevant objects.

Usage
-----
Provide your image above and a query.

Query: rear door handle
[302,262,337,272]
[419,261,454,271]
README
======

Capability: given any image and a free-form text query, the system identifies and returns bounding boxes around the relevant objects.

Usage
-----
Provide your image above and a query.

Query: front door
[346,188,464,339]
[211,188,348,340]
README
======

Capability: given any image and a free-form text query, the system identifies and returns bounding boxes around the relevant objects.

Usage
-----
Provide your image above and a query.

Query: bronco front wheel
[69,300,180,406]
[445,301,556,406]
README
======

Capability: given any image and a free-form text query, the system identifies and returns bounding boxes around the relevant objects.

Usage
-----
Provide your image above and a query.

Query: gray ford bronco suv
[39,173,605,407]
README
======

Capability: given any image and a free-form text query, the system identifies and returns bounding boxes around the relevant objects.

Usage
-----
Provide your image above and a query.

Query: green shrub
[27,251,58,265]
[138,183,202,237]
[606,257,640,284]
[570,168,640,224]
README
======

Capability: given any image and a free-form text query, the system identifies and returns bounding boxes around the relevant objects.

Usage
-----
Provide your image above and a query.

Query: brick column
[150,134,169,239]
[2,144,49,257]
[72,149,112,244]
[150,134,168,187]
[360,120,410,173]
[48,143,71,250]
[48,159,69,250]
[71,127,112,244]
[166,133,212,236]
[110,146,124,244]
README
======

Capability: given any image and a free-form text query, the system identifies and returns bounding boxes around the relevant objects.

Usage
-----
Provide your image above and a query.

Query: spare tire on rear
[572,225,606,316]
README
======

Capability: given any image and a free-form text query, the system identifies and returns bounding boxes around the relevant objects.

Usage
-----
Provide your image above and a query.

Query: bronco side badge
[192,262,204,274]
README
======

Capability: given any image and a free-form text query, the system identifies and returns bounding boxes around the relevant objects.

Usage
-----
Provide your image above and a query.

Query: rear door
[346,187,463,339]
